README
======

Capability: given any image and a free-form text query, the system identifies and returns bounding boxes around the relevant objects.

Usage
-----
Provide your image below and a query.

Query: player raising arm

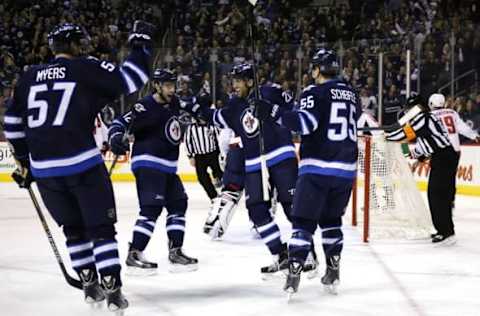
[3,21,154,311]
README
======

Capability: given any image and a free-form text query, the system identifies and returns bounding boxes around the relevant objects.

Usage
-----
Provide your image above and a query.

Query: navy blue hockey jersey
[208,84,295,173]
[109,95,182,174]
[4,48,151,178]
[279,79,360,179]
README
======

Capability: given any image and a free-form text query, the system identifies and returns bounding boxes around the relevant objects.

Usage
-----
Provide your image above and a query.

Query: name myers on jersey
[36,67,66,82]
[330,88,356,103]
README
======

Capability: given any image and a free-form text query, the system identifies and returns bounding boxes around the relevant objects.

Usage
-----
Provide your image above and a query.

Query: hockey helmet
[311,48,339,76]
[428,93,446,109]
[152,68,177,83]
[230,63,254,80]
[47,23,90,52]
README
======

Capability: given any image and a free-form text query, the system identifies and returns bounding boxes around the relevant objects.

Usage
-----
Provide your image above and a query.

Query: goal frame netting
[351,135,432,242]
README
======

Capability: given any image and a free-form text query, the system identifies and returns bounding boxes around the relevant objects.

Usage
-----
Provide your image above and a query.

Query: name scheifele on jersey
[4,47,151,178]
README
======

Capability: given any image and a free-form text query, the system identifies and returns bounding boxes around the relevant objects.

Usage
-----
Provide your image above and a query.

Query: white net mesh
[355,135,432,240]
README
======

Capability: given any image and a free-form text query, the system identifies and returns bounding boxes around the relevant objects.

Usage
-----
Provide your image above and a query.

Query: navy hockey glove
[179,97,202,116]
[100,141,110,156]
[128,20,156,48]
[253,99,283,122]
[11,158,34,189]
[109,133,130,156]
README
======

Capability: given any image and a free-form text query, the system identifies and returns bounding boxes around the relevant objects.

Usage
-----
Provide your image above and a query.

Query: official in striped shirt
[386,95,457,245]
[184,117,223,200]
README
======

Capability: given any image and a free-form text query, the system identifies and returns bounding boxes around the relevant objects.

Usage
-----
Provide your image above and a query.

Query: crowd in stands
[0,0,168,117]
[169,0,480,132]
[1,0,479,135]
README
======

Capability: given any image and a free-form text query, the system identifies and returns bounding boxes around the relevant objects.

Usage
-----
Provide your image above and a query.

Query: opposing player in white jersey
[429,93,479,150]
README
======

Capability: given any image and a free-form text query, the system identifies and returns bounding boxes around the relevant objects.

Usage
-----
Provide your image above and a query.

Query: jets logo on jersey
[133,103,147,113]
[165,117,182,145]
[241,108,259,138]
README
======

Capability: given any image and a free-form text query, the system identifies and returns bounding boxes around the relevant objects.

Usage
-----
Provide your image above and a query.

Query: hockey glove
[128,20,156,48]
[109,133,130,156]
[11,158,34,189]
[179,97,202,116]
[100,141,110,156]
[253,98,283,122]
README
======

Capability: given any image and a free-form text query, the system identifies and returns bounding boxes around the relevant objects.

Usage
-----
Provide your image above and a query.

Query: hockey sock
[320,220,343,264]
[131,207,160,251]
[93,239,122,286]
[256,220,284,255]
[288,229,313,264]
[66,239,96,274]
[166,214,185,248]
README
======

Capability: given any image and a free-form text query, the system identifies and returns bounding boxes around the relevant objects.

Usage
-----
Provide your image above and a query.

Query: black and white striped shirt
[386,112,452,158]
[184,122,218,157]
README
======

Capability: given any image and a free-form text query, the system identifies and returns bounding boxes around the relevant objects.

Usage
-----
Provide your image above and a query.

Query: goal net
[352,135,432,242]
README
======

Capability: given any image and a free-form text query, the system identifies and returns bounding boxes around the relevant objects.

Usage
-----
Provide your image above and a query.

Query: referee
[184,117,223,200]
[386,95,457,245]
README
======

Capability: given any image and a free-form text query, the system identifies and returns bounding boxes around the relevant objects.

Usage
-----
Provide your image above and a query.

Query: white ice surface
[1,182,479,316]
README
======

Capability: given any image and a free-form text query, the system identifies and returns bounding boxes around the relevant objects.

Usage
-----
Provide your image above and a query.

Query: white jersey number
[328,102,357,142]
[28,82,76,128]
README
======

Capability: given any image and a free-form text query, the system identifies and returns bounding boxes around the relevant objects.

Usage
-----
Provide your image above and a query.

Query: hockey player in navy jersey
[256,48,360,297]
[3,22,154,311]
[108,68,198,275]
[181,63,299,277]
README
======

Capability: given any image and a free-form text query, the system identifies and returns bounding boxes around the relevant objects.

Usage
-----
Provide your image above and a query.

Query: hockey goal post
[352,135,432,242]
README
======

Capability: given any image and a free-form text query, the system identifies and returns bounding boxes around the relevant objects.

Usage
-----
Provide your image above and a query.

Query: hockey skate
[78,268,105,304]
[203,198,220,235]
[321,255,340,295]
[432,234,456,246]
[125,243,158,276]
[211,191,241,240]
[260,248,288,280]
[284,261,303,301]
[168,247,199,273]
[101,275,128,312]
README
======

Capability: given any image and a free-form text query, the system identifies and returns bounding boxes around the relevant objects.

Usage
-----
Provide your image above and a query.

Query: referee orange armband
[402,124,416,141]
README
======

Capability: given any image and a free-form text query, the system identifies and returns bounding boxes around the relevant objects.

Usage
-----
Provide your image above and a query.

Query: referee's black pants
[195,150,223,200]
[427,147,459,236]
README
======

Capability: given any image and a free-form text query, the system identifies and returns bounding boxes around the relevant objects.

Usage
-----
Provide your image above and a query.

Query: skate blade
[86,299,104,310]
[285,288,296,302]
[433,236,457,247]
[107,303,128,314]
[323,280,339,295]
[126,266,157,277]
[168,263,199,273]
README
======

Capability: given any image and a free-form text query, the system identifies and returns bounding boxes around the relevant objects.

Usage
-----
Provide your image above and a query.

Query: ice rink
[1,182,479,316]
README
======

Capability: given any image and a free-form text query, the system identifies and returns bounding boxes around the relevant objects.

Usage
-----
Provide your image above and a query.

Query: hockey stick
[27,187,83,290]
[248,0,269,201]
[358,123,400,132]
[108,112,136,176]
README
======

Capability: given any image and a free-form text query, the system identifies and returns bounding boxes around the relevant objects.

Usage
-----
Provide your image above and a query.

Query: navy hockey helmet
[311,48,339,76]
[152,68,177,83]
[47,23,90,53]
[230,63,254,80]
